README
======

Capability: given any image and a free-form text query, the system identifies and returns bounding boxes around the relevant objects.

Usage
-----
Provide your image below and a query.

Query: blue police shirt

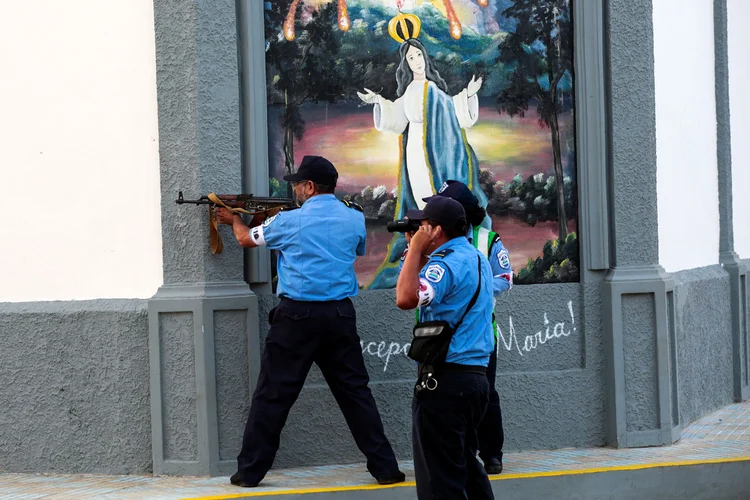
[469,226,513,296]
[248,194,366,301]
[399,225,512,297]
[416,237,495,367]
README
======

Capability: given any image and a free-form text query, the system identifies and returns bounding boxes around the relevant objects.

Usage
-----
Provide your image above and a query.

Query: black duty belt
[418,362,487,376]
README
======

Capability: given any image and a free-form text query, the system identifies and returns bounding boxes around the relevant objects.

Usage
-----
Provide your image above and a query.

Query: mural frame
[240,0,608,287]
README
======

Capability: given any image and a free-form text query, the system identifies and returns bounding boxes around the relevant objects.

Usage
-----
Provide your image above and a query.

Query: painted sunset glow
[265,0,578,287]
[275,104,567,190]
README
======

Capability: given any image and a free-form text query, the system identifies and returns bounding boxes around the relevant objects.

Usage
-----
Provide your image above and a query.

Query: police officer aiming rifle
[215,155,404,488]
[396,196,496,500]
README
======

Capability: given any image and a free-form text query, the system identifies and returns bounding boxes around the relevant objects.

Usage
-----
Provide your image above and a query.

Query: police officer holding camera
[396,196,495,500]
[216,155,404,488]
[395,180,511,475]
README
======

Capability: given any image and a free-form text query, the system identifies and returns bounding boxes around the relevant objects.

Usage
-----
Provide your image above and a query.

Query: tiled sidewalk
[681,402,750,442]
[2,403,750,499]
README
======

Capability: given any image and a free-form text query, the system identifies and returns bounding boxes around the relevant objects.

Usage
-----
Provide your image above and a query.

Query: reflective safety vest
[473,227,500,340]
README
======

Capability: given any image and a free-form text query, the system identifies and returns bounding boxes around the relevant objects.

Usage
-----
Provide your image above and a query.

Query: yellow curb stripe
[181,456,750,500]
[181,481,414,500]
[488,455,750,481]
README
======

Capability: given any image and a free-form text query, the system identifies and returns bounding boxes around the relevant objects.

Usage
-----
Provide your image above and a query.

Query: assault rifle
[175,191,297,254]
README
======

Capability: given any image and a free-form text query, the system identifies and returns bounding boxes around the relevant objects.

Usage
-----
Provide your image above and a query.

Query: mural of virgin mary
[358,18,490,289]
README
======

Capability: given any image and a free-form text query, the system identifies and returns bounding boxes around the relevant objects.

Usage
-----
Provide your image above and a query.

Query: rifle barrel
[175,191,295,207]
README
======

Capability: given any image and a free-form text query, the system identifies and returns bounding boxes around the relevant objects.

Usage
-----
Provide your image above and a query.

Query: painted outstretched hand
[467,74,483,97]
[357,88,379,105]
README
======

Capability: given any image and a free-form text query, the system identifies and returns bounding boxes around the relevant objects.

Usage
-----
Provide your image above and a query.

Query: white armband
[250,225,266,246]
[418,278,435,306]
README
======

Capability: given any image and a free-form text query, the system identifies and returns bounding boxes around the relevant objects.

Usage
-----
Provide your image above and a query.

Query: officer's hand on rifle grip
[215,208,236,225]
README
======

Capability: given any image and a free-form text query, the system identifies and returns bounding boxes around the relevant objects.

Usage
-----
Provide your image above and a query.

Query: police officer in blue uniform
[398,180,511,475]
[396,196,495,500]
[216,156,405,488]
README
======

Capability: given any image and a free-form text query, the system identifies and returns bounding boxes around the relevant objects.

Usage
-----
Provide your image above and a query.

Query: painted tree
[496,0,573,240]
[265,1,344,194]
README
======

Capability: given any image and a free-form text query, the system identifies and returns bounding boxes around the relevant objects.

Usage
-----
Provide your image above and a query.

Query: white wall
[654,0,720,273]
[728,0,750,260]
[0,1,163,302]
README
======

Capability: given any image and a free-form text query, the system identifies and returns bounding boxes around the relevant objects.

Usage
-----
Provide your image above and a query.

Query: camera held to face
[387,218,421,233]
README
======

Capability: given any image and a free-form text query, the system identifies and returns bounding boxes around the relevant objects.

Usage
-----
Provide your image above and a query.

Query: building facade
[1,0,749,477]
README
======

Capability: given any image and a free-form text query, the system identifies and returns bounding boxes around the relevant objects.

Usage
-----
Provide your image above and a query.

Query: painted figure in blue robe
[358,38,490,289]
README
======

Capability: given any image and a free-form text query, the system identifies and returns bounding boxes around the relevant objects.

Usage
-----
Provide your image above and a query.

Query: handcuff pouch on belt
[407,255,483,366]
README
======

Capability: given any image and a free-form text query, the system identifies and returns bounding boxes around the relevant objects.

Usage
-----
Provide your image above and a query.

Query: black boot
[376,470,406,485]
[230,472,259,488]
[484,457,503,475]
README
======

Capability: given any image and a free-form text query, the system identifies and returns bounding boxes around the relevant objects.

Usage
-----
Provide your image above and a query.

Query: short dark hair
[314,183,335,194]
[427,218,466,240]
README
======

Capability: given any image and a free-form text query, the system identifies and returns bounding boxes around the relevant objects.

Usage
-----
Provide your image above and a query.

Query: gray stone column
[148,0,260,476]
[714,0,749,402]
[601,0,681,448]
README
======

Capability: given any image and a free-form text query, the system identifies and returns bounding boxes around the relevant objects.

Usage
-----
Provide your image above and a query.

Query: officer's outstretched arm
[215,208,262,249]
[231,214,259,248]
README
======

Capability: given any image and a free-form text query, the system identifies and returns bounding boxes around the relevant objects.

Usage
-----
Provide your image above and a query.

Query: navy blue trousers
[412,372,495,500]
[477,341,504,462]
[236,298,400,485]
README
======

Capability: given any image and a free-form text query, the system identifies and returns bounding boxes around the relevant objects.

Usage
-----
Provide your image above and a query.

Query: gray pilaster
[574,0,610,272]
[714,0,750,402]
[149,283,260,476]
[601,0,680,447]
[238,0,273,290]
[149,0,259,476]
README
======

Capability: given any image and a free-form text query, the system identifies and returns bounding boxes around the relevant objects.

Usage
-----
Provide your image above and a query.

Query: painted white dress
[373,80,479,209]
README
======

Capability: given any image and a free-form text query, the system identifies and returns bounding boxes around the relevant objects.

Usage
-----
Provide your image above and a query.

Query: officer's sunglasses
[291,180,313,188]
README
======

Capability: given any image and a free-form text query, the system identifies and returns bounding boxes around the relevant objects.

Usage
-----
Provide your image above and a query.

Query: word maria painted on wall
[360,300,578,372]
[496,300,577,356]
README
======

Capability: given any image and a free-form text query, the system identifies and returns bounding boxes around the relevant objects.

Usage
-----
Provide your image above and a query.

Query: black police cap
[283,155,338,186]
[422,180,478,208]
[406,196,467,229]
